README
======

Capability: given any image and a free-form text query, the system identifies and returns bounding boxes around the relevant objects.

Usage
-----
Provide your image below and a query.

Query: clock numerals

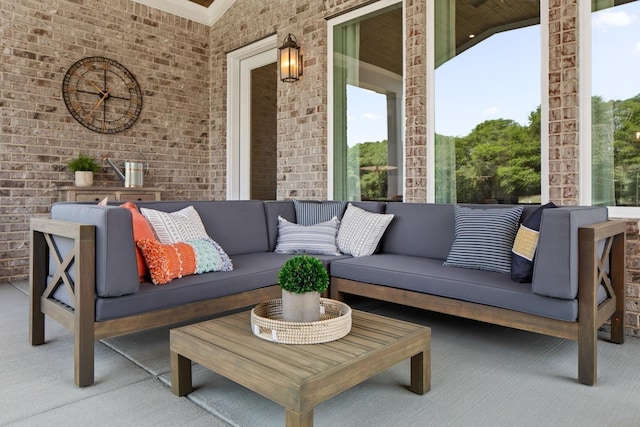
[71,101,82,113]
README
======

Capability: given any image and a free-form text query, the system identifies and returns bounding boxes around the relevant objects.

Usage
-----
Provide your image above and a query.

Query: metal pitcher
[103,156,145,188]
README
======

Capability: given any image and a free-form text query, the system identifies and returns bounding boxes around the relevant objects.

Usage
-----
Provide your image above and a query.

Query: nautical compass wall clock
[62,56,143,134]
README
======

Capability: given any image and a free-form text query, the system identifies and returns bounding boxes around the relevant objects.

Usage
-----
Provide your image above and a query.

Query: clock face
[62,57,143,134]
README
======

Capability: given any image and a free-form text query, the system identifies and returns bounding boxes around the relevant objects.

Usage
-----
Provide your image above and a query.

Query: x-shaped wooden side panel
[42,233,77,302]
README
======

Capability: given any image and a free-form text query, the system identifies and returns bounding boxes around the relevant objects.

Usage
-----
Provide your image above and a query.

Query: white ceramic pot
[74,171,93,187]
[281,290,320,322]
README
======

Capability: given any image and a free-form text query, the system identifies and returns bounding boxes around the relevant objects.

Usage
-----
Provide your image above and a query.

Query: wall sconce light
[279,33,302,82]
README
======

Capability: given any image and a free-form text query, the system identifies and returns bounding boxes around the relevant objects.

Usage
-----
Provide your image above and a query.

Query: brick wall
[1,0,210,281]
[548,0,579,205]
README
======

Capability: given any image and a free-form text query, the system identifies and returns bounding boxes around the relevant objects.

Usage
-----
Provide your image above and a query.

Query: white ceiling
[132,0,235,26]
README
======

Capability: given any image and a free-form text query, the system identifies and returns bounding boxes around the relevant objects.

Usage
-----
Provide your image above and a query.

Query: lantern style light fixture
[279,33,302,82]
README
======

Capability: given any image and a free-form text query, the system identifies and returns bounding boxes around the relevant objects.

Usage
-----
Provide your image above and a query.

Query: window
[591,0,640,213]
[433,0,541,204]
[330,1,403,201]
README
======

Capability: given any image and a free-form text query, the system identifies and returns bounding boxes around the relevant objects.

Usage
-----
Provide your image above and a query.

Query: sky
[346,1,640,145]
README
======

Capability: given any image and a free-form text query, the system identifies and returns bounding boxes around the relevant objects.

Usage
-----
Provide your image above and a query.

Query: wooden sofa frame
[331,219,627,386]
[29,218,281,387]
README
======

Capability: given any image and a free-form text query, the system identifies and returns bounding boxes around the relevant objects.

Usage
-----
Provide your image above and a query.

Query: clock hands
[86,79,107,96]
[85,89,109,123]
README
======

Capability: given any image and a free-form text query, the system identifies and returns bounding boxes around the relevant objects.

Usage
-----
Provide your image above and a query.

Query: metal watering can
[103,155,146,188]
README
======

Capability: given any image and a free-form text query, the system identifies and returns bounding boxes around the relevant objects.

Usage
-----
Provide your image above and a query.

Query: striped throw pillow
[444,205,523,274]
[275,216,341,255]
[293,200,347,226]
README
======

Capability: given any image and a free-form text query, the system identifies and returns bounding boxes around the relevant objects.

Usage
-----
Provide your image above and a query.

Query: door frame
[226,35,278,199]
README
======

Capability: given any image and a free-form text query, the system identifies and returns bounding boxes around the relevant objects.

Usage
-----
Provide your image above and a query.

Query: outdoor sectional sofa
[30,199,626,388]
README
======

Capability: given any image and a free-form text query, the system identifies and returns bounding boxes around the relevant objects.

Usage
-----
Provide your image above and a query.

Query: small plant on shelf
[67,153,101,173]
[67,153,101,187]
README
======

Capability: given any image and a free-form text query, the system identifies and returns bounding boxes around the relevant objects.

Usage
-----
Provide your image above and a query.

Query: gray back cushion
[263,201,295,251]
[136,200,270,255]
[382,203,539,260]
[383,203,455,259]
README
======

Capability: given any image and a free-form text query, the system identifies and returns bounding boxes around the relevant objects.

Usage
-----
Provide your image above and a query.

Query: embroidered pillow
[293,200,347,226]
[336,203,394,257]
[511,202,557,283]
[136,238,233,285]
[120,201,157,281]
[140,206,209,244]
[444,205,523,274]
[275,216,341,256]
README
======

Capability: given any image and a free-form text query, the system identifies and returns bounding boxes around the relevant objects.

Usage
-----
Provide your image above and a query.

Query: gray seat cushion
[95,252,350,321]
[330,254,581,321]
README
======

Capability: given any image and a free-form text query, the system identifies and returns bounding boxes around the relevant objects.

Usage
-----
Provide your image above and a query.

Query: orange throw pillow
[136,239,197,285]
[120,202,157,281]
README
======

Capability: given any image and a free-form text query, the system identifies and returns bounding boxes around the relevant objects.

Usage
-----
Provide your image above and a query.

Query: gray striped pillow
[444,205,523,274]
[293,200,347,226]
[275,216,341,255]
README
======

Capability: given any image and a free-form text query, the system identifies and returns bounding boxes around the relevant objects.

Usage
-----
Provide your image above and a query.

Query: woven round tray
[250,298,352,344]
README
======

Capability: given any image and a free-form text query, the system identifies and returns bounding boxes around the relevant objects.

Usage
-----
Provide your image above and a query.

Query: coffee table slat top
[170,309,430,414]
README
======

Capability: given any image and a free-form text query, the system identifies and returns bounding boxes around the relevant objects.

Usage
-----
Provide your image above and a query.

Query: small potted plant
[278,255,329,322]
[67,153,101,187]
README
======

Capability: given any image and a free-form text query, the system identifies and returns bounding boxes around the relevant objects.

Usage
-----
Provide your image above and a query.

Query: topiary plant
[278,255,329,294]
[67,153,101,173]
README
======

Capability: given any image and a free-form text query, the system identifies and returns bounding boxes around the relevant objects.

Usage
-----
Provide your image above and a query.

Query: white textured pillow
[275,216,341,255]
[337,203,394,257]
[140,206,209,244]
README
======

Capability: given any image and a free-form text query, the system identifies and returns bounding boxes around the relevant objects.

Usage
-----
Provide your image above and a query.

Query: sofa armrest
[578,219,626,339]
[577,219,626,385]
[51,204,140,297]
[30,217,97,386]
[532,206,608,299]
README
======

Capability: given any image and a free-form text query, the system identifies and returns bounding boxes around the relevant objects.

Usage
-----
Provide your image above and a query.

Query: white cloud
[635,41,640,54]
[483,106,499,116]
[593,10,636,30]
[362,112,380,121]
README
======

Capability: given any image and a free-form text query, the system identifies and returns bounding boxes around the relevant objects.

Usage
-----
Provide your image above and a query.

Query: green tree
[347,140,389,200]
[610,94,640,205]
[453,116,540,203]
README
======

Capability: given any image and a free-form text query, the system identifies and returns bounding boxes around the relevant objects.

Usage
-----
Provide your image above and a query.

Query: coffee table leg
[285,407,313,427]
[170,350,193,396]
[410,346,431,395]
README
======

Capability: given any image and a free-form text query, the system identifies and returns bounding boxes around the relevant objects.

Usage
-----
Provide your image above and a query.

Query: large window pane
[592,0,640,207]
[333,3,403,201]
[434,1,541,204]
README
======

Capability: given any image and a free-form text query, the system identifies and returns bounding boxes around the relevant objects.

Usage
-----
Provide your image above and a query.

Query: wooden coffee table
[170,309,431,427]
